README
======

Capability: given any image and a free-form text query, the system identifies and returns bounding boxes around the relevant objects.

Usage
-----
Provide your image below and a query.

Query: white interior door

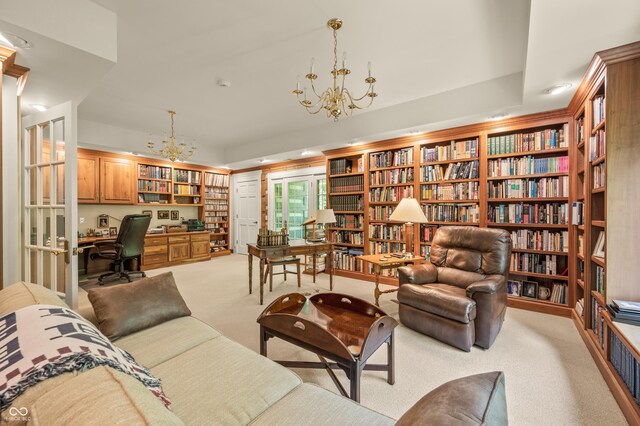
[235,180,259,255]
[22,101,78,307]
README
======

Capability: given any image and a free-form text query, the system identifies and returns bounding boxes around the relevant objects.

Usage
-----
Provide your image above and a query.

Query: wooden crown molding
[0,46,30,78]
[231,155,325,175]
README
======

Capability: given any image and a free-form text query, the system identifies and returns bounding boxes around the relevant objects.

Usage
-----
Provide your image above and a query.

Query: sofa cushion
[26,366,183,426]
[249,383,395,426]
[0,282,67,315]
[116,316,221,368]
[395,371,507,426]
[151,336,301,425]
[398,283,476,323]
[88,272,191,340]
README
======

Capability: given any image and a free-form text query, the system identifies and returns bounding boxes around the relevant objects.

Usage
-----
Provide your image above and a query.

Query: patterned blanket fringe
[0,352,170,411]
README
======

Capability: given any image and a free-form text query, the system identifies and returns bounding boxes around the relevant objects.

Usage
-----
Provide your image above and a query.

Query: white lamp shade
[315,209,336,224]
[389,198,428,223]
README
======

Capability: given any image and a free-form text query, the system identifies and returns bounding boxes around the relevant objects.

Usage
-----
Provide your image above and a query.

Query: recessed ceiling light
[0,31,32,49]
[217,79,231,88]
[258,159,272,164]
[544,84,572,95]
[346,140,363,146]
[488,113,509,121]
[32,104,48,112]
[405,130,421,136]
[300,150,314,156]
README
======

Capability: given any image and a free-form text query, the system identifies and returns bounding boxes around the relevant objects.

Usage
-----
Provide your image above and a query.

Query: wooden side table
[357,253,425,306]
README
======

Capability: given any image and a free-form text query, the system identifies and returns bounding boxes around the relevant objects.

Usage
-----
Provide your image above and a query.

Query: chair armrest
[396,371,507,426]
[397,263,438,286]
[466,275,505,297]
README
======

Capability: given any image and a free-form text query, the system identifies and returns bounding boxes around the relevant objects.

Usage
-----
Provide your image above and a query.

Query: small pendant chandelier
[293,18,378,121]
[147,110,196,162]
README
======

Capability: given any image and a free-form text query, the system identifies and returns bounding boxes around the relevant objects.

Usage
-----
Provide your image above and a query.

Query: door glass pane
[274,183,283,230]
[29,168,37,205]
[42,208,51,246]
[55,164,65,204]
[53,118,65,158]
[28,127,37,165]
[54,209,65,239]
[316,178,327,210]
[28,208,37,245]
[287,180,309,240]
[41,123,50,163]
[41,165,51,205]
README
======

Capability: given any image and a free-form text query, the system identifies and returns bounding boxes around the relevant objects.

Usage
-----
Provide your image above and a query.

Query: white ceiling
[3,0,640,168]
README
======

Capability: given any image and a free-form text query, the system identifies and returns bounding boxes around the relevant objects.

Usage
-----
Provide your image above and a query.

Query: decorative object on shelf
[147,110,196,162]
[157,210,169,220]
[293,18,377,121]
[507,280,522,296]
[522,280,538,299]
[389,198,428,256]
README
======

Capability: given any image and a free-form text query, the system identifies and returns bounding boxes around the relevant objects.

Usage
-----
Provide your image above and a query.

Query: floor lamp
[389,198,428,256]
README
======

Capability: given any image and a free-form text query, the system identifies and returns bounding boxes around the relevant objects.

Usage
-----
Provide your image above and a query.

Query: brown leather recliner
[397,226,512,352]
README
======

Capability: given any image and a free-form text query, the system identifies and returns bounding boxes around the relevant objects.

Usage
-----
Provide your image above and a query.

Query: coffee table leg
[329,251,333,291]
[374,266,382,307]
[260,326,268,357]
[387,330,395,385]
[349,361,361,403]
[248,254,253,295]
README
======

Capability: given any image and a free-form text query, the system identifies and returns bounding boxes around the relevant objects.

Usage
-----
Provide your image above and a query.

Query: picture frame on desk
[109,227,118,237]
[97,215,109,229]
[522,280,538,299]
[507,280,522,296]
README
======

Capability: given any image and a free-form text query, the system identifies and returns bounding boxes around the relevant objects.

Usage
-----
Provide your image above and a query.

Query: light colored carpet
[79,254,628,425]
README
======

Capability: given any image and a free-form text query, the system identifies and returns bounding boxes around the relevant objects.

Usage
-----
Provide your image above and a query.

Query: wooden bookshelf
[203,172,231,256]
[136,163,172,205]
[173,167,203,205]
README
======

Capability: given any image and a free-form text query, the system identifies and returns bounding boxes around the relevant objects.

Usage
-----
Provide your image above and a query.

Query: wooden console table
[357,253,424,306]
[248,242,333,305]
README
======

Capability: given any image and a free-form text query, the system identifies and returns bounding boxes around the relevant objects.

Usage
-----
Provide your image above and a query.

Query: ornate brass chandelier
[147,110,196,162]
[293,18,377,121]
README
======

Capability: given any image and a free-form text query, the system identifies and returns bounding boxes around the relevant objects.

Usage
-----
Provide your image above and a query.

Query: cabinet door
[99,157,134,204]
[169,242,190,262]
[191,240,210,258]
[77,153,99,203]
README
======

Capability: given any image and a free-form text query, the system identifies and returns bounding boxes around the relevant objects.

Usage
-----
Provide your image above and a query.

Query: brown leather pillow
[88,272,191,341]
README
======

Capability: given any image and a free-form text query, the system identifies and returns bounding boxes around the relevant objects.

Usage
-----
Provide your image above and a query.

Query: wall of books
[204,172,230,256]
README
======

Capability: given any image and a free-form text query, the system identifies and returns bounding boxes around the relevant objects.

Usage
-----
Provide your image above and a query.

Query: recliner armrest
[397,263,438,285]
[466,275,505,297]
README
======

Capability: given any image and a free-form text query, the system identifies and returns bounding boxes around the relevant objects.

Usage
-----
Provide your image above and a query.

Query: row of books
[369,168,414,185]
[420,160,479,182]
[369,241,406,254]
[369,224,405,241]
[370,148,413,168]
[333,248,364,271]
[205,188,228,199]
[368,265,399,278]
[138,180,170,192]
[510,253,564,276]
[369,186,414,202]
[576,116,585,145]
[571,201,584,225]
[138,164,171,180]
[420,139,479,162]
[369,205,395,221]
[204,173,229,187]
[334,214,364,229]
[420,245,431,259]
[330,175,364,192]
[510,229,569,253]
[420,182,479,201]
[330,195,363,212]
[331,230,364,245]
[420,225,437,242]
[592,302,605,350]
[174,184,201,195]
[422,204,480,223]
[487,155,569,177]
[205,223,227,231]
[204,214,227,223]
[487,177,569,199]
[593,163,605,189]
[594,265,605,294]
[205,200,228,211]
[590,129,606,160]
[329,157,364,175]
[609,331,640,405]
[593,95,605,127]
[487,203,569,225]
[138,193,169,204]
[607,300,640,326]
[174,170,201,184]
[488,127,567,156]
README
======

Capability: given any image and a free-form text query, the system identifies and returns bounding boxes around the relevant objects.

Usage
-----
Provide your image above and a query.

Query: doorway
[233,172,260,255]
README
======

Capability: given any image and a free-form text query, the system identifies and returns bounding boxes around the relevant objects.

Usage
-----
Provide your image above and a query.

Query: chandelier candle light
[293,18,378,121]
[147,110,196,162]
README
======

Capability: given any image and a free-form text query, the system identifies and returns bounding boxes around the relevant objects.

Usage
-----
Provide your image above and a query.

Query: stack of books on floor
[607,300,640,326]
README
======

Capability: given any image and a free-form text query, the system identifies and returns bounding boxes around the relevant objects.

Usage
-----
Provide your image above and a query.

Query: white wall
[2,77,21,285]
[77,204,199,235]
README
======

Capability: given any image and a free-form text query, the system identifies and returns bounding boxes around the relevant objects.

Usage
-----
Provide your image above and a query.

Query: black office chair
[91,214,151,284]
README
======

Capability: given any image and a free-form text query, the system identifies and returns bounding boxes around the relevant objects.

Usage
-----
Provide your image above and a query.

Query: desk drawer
[144,245,168,255]
[143,253,167,266]
[190,233,210,242]
[168,235,190,244]
[145,236,167,246]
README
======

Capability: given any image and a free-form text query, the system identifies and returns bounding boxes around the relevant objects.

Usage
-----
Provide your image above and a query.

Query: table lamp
[389,198,428,256]
[315,209,336,242]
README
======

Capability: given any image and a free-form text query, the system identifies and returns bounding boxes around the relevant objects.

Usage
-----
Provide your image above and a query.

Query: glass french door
[22,102,78,307]
[286,179,310,241]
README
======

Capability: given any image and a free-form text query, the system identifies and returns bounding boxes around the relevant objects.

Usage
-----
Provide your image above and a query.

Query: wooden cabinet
[77,152,99,204]
[141,231,211,270]
[99,157,135,204]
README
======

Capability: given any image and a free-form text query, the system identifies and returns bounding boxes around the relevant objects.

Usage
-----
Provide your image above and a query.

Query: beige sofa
[0,282,508,425]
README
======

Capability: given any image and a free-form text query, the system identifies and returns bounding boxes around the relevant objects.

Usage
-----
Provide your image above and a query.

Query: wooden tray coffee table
[257,292,398,402]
